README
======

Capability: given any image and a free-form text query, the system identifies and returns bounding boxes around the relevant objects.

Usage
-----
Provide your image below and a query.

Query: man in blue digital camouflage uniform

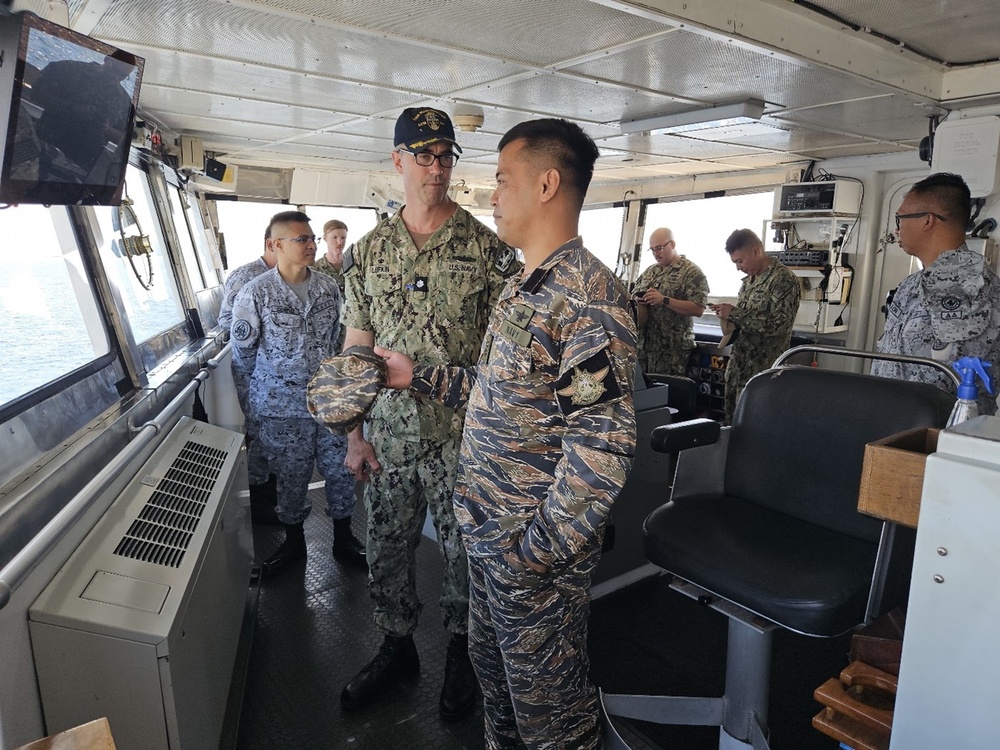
[221,230,277,519]
[376,118,637,749]
[339,108,520,721]
[230,210,366,575]
[219,231,277,330]
[873,172,1000,415]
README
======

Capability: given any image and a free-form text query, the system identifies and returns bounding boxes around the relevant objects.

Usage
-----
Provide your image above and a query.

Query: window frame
[0,205,117,423]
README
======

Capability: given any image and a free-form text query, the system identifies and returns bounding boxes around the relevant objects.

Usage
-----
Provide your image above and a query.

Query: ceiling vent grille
[112,441,228,567]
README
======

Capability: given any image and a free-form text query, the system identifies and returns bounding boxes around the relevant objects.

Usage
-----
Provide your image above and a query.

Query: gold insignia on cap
[556,365,609,406]
[416,108,442,131]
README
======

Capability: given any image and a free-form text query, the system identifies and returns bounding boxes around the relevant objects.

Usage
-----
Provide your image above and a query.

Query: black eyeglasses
[895,212,947,230]
[402,150,459,168]
[649,242,672,252]
[275,235,318,244]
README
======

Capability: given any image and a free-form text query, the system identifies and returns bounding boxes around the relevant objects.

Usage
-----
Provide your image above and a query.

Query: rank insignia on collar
[495,245,517,274]
[557,365,609,406]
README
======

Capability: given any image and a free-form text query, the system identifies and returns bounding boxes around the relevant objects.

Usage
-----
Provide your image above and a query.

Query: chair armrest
[651,418,721,454]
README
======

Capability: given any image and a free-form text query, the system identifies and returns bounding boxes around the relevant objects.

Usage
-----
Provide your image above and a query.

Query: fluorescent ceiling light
[621,100,765,135]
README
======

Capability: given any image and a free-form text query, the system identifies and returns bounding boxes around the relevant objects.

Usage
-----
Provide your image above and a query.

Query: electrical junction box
[179,135,204,170]
[932,116,1000,198]
[774,180,862,216]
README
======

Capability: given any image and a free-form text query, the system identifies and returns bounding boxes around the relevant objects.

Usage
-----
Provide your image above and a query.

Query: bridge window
[182,195,221,287]
[93,165,185,343]
[579,206,626,271]
[475,208,626,271]
[213,200,284,272]
[640,192,775,298]
[304,206,379,251]
[165,186,207,291]
[0,205,109,406]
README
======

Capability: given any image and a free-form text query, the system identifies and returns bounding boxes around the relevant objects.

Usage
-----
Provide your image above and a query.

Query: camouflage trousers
[723,358,756,423]
[244,413,270,485]
[639,345,693,378]
[258,416,356,525]
[468,541,603,750]
[365,431,467,637]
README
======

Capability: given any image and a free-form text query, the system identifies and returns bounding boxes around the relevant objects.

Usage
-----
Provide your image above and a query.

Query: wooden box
[13,718,116,750]
[858,428,940,528]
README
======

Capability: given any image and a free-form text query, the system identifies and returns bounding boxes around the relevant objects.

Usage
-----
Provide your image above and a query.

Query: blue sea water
[0,254,101,405]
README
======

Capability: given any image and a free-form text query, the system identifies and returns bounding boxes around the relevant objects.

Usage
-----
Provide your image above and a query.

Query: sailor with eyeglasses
[873,172,1000,414]
[338,107,520,720]
[230,210,367,576]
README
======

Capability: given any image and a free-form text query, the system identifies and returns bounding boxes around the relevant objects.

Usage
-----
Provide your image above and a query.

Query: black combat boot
[439,633,478,722]
[332,517,367,569]
[340,634,420,711]
[250,474,280,525]
[260,521,306,576]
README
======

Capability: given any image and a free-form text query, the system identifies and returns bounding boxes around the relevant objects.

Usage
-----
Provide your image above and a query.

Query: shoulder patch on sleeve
[555,348,622,415]
[232,318,254,342]
[342,244,356,273]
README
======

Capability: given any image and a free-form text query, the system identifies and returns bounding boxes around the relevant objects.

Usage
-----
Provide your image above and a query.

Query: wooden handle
[841,660,898,694]
[814,677,893,734]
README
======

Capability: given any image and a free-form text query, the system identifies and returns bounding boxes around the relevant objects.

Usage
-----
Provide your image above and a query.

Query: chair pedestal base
[602,616,773,749]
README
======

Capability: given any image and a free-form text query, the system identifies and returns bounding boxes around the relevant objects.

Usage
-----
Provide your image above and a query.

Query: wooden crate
[858,427,940,528]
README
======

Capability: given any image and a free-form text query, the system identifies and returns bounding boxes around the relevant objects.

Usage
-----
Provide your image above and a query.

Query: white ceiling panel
[773,94,944,142]
[136,48,417,118]
[88,0,529,97]
[566,28,899,112]
[462,74,694,125]
[809,0,1000,65]
[139,86,349,131]
[55,0,1000,193]
[237,0,674,68]
[599,133,765,160]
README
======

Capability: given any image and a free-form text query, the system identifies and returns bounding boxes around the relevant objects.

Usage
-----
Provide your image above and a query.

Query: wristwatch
[663,296,670,306]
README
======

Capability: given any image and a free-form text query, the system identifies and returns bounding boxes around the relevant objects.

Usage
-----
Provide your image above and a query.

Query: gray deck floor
[236,485,845,750]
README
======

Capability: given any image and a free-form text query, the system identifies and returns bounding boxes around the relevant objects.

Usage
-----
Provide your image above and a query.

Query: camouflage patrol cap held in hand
[395,107,463,153]
[307,346,388,434]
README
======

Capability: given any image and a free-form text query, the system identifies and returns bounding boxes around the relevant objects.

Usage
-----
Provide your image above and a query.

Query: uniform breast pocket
[271,312,303,353]
[435,270,485,321]
[364,272,403,306]
[488,330,557,387]
[310,299,340,334]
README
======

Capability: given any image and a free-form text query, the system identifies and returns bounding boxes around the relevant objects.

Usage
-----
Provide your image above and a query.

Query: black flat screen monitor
[0,12,144,205]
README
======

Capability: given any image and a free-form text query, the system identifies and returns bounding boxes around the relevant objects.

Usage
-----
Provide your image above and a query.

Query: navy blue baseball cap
[394,107,463,154]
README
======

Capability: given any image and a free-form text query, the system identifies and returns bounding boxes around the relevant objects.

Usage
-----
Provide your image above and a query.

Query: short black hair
[908,172,971,225]
[267,210,311,237]
[725,228,762,255]
[497,118,599,207]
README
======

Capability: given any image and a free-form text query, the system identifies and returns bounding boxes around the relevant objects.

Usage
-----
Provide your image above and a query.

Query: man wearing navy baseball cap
[394,106,464,155]
[338,106,520,720]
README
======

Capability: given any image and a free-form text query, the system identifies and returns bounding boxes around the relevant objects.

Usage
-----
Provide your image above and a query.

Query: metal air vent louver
[112,440,228,567]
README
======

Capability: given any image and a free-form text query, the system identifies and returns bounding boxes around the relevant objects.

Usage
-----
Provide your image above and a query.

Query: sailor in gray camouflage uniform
[221,230,277,505]
[219,231,276,331]
[711,228,801,422]
[873,172,1000,415]
[376,119,637,750]
[634,226,709,376]
[231,210,366,576]
[339,107,520,721]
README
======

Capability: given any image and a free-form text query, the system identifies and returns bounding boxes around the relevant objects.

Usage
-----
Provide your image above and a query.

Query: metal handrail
[0,343,231,610]
[772,344,962,389]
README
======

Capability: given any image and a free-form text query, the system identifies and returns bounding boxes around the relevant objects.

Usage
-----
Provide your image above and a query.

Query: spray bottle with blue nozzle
[947,356,993,427]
